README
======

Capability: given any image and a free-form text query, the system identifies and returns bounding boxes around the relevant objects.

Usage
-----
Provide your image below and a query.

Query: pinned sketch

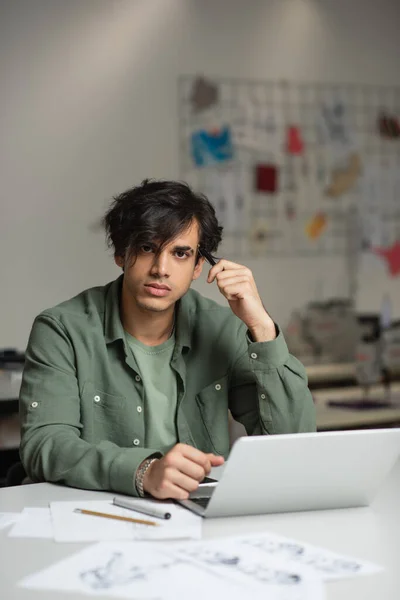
[255,163,279,193]
[204,166,246,234]
[191,125,234,167]
[378,111,400,139]
[250,219,281,255]
[190,76,219,113]
[325,153,361,197]
[373,241,400,276]
[286,126,304,155]
[305,213,327,240]
[233,100,280,155]
[358,160,396,251]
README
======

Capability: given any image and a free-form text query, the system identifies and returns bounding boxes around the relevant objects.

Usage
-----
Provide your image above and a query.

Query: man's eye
[141,245,154,254]
[175,251,189,259]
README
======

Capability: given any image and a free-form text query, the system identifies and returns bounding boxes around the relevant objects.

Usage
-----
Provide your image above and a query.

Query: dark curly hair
[103,179,223,263]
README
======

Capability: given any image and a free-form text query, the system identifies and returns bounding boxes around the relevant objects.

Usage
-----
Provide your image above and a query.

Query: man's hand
[142,443,224,500]
[207,259,276,342]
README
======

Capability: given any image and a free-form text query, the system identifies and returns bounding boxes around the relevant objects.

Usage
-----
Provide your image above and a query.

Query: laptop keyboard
[190,496,211,508]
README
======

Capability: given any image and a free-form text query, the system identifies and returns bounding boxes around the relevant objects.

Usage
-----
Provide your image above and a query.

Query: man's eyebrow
[172,245,195,254]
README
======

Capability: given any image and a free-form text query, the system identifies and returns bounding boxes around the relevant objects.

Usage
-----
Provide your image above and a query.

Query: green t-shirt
[125,331,178,454]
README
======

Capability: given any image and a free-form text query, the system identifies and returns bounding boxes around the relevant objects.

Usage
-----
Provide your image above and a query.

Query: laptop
[177,428,400,518]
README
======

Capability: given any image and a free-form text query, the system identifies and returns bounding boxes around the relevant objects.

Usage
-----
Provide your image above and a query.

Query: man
[20,180,315,499]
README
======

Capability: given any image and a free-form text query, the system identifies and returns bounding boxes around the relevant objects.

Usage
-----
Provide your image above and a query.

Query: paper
[50,499,202,542]
[20,540,324,600]
[172,539,324,600]
[0,512,22,530]
[233,532,382,580]
[8,508,53,539]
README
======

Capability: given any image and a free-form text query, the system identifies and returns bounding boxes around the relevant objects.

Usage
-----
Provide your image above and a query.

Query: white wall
[1,0,400,349]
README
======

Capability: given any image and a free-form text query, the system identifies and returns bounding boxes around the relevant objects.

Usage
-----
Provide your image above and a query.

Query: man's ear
[114,255,124,270]
[192,256,205,281]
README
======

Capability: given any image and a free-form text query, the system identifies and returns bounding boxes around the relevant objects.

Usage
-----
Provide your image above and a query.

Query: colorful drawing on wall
[286,125,304,155]
[254,163,278,193]
[325,153,361,197]
[378,112,400,139]
[305,213,327,240]
[190,76,219,113]
[190,126,234,168]
[373,241,400,276]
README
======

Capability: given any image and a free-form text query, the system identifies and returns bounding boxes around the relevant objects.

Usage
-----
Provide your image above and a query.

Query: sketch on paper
[79,551,177,591]
[237,534,381,580]
[181,547,302,586]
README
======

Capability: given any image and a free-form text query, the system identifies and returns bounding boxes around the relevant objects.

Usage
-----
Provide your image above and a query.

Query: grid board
[178,76,400,260]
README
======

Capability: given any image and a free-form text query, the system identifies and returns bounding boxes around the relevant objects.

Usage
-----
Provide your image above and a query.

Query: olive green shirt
[19,276,316,497]
[125,331,178,453]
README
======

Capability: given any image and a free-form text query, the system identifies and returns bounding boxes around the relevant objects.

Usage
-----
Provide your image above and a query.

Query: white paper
[175,532,382,582]
[172,539,324,600]
[8,507,53,539]
[20,541,324,600]
[0,512,22,530]
[50,499,202,542]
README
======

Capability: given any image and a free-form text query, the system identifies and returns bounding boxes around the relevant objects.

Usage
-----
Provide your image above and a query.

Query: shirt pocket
[81,382,127,444]
[195,375,230,456]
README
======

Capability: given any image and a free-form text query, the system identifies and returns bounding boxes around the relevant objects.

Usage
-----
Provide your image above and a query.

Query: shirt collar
[104,275,193,350]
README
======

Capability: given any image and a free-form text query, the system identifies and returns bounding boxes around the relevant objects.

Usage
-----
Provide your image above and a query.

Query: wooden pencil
[74,508,159,527]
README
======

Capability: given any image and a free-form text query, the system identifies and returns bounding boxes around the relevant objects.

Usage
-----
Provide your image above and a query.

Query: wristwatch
[135,457,157,497]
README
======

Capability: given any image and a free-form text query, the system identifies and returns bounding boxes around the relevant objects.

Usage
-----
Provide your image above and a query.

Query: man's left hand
[207,259,276,342]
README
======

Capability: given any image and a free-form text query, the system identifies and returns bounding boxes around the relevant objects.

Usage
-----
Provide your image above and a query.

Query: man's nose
[150,251,170,278]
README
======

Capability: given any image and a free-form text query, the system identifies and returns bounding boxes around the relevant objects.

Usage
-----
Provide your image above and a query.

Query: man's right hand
[142,443,225,500]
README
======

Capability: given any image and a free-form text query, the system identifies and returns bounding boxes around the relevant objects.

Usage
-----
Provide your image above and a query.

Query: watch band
[135,457,157,497]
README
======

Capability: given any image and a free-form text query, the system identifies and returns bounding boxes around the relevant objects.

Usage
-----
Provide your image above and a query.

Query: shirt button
[251,352,258,359]
[31,401,38,408]
[133,439,140,446]
[260,393,266,400]
[215,384,221,391]
[137,406,142,413]
[135,375,141,382]
[94,395,101,403]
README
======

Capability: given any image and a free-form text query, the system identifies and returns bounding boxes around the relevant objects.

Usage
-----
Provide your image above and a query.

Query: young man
[20,180,315,499]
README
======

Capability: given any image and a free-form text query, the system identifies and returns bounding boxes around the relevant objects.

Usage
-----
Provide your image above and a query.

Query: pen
[198,247,217,266]
[113,496,172,520]
[74,508,158,527]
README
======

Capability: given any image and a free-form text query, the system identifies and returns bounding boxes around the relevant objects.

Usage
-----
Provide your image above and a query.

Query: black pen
[113,496,171,520]
[198,247,217,266]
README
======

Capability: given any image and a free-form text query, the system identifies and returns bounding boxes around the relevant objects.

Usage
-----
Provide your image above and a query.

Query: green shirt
[125,331,178,453]
[19,275,316,497]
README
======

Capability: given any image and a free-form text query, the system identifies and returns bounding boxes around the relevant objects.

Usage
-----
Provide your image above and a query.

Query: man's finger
[207,259,244,283]
[179,444,212,471]
[207,454,225,467]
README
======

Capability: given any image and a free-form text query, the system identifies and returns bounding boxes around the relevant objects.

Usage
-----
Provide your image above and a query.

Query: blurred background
[1,0,400,483]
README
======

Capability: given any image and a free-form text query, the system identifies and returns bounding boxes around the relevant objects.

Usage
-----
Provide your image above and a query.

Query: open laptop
[177,428,400,518]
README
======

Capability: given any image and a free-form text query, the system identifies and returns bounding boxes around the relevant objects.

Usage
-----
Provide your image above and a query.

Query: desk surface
[0,461,400,600]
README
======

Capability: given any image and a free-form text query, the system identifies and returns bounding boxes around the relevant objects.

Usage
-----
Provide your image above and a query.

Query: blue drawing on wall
[191,126,235,167]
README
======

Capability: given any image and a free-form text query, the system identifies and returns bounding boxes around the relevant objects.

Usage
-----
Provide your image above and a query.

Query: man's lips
[144,283,171,297]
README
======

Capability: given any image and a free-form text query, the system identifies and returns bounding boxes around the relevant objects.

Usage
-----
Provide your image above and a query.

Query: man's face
[115,219,205,313]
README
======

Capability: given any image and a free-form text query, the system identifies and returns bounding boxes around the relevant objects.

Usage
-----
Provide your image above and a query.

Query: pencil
[74,508,159,527]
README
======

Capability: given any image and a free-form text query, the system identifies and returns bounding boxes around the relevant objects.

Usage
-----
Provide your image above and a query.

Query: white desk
[0,461,400,599]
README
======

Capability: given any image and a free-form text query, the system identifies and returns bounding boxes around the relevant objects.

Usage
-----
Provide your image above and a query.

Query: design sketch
[241,538,361,575]
[80,552,178,591]
[180,547,301,585]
